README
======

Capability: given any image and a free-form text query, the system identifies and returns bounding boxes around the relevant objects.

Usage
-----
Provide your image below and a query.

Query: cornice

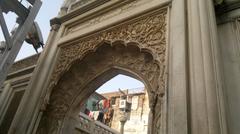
[57,0,171,46]
[54,0,113,24]
[6,65,35,80]
[9,54,39,73]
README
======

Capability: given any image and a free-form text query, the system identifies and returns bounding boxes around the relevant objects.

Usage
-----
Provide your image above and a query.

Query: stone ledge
[9,54,40,74]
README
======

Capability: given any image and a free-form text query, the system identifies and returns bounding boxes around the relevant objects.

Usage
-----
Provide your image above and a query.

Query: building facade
[0,0,240,134]
[81,88,150,134]
[101,88,150,134]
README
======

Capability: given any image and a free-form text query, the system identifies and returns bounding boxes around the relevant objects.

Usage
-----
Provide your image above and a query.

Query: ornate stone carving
[66,0,157,35]
[38,9,167,134]
[38,45,162,133]
[51,9,167,89]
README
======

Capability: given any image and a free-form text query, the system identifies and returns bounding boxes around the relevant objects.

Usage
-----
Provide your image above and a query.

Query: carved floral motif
[51,9,167,89]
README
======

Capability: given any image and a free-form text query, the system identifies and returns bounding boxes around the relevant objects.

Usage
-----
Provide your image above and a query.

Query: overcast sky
[1,0,144,93]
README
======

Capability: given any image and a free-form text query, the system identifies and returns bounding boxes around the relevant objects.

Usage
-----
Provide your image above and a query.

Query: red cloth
[106,99,110,108]
[103,99,111,109]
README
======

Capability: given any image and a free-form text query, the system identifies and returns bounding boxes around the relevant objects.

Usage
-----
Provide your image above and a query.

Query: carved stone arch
[37,9,167,134]
[48,8,167,88]
[37,42,165,134]
[62,67,152,134]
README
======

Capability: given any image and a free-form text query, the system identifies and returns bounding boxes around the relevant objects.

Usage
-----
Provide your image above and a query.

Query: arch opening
[37,42,163,134]
[69,73,149,134]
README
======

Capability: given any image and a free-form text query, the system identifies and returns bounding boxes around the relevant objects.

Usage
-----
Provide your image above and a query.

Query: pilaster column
[0,82,11,117]
[8,19,62,134]
[147,103,154,134]
[168,0,188,133]
[187,0,226,134]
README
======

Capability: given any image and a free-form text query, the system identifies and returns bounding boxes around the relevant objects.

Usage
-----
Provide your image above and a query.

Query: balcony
[75,112,119,134]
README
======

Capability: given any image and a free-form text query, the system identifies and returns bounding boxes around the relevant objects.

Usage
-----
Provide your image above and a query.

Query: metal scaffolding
[0,0,42,87]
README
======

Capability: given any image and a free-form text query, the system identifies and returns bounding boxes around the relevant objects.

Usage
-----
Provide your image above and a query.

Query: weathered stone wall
[0,54,39,134]
[217,5,240,134]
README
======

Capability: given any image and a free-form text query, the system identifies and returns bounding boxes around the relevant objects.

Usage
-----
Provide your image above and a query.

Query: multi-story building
[102,88,149,134]
[82,88,150,134]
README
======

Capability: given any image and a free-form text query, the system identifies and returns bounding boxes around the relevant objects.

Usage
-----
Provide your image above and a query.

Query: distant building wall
[102,88,149,134]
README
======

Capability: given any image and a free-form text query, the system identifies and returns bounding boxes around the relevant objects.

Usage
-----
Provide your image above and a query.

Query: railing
[75,113,120,134]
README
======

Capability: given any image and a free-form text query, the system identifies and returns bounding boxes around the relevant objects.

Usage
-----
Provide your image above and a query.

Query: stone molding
[57,0,170,45]
[69,0,109,13]
[8,54,39,74]
[65,0,154,35]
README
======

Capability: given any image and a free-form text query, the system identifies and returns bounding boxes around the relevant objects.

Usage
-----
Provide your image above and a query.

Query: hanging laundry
[97,111,104,122]
[89,111,94,119]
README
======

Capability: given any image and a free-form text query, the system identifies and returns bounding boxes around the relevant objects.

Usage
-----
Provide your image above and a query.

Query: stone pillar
[120,121,126,134]
[0,82,11,115]
[217,6,240,134]
[119,112,128,134]
[168,0,188,133]
[147,106,153,134]
[187,0,226,134]
[8,19,62,134]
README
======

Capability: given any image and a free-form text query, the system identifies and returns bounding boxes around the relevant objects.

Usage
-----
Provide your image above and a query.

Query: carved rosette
[38,9,167,134]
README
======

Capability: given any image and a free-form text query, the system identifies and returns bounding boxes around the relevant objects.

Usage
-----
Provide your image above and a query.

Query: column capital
[50,18,61,31]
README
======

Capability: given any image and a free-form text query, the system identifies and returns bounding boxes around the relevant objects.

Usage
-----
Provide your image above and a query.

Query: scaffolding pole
[0,0,42,87]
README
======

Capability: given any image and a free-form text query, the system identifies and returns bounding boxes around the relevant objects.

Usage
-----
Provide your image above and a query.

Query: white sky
[96,74,144,93]
[1,0,144,93]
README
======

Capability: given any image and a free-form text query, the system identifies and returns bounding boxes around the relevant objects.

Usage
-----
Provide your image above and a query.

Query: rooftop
[101,87,145,99]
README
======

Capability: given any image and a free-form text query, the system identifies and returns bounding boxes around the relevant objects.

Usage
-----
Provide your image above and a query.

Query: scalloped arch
[37,8,167,134]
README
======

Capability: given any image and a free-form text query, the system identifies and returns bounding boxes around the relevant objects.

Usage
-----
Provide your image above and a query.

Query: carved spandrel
[50,9,167,89]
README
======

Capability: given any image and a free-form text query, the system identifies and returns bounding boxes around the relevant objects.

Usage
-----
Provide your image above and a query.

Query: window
[111,97,116,105]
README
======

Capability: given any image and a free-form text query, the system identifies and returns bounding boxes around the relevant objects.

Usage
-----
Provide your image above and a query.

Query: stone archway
[37,9,167,134]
